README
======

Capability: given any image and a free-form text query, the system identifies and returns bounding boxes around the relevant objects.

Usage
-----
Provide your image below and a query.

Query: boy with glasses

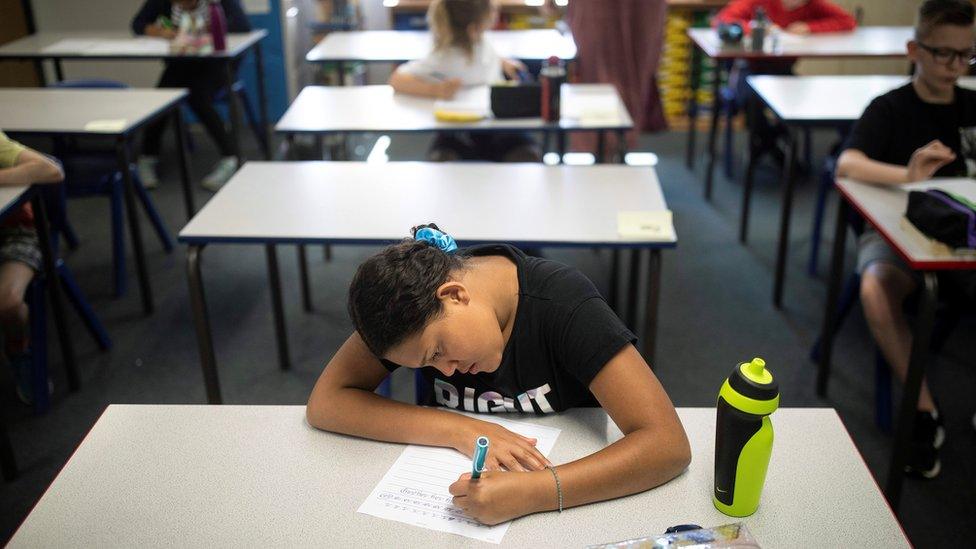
[837,0,976,479]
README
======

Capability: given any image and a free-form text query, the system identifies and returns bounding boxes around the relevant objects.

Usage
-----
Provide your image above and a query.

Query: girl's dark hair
[348,224,465,357]
[428,0,494,58]
[916,0,975,40]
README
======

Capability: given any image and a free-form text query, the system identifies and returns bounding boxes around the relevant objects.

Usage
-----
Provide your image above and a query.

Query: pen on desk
[471,436,489,479]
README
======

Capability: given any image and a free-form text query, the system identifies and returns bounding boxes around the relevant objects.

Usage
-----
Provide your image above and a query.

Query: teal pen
[471,436,489,479]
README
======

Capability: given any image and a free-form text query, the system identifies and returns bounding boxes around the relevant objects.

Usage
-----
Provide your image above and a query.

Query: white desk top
[837,177,976,270]
[274,84,632,133]
[748,75,976,124]
[0,88,187,136]
[306,29,577,63]
[178,161,672,247]
[689,26,912,59]
[0,30,267,60]
[7,405,908,548]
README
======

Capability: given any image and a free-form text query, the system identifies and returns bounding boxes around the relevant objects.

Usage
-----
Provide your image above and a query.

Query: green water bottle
[713,357,779,517]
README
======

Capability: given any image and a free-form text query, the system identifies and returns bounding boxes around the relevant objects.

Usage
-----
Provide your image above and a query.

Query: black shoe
[905,410,944,479]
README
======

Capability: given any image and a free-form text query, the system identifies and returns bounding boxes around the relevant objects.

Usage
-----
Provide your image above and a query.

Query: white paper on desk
[618,210,676,241]
[434,87,490,116]
[40,39,99,54]
[85,38,169,55]
[358,414,560,544]
[84,119,127,132]
[563,92,620,124]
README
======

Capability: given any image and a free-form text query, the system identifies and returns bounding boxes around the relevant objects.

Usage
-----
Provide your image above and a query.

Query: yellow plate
[434,110,486,122]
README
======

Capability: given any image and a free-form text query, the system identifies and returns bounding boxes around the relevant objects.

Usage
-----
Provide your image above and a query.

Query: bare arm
[388,69,461,99]
[143,24,177,39]
[837,141,956,185]
[307,333,548,468]
[0,148,64,187]
[450,345,691,525]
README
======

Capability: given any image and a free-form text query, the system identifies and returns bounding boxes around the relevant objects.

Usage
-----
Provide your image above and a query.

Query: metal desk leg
[172,109,195,219]
[685,46,702,169]
[616,129,628,164]
[253,42,272,160]
[53,58,64,82]
[644,249,662,368]
[266,244,291,370]
[739,94,761,244]
[817,198,849,397]
[32,193,78,391]
[609,248,620,313]
[298,244,313,312]
[626,249,641,331]
[225,61,245,167]
[885,272,938,512]
[703,61,723,201]
[116,139,153,315]
[187,245,222,404]
[772,126,797,308]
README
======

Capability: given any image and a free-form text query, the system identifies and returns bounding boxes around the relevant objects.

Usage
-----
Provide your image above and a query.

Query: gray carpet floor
[0,126,972,547]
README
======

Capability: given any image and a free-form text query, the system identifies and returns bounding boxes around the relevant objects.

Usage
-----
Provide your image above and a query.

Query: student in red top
[715,0,856,35]
[714,0,857,166]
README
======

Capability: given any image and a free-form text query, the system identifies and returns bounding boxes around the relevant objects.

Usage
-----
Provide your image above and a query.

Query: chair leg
[875,349,892,433]
[61,217,81,251]
[807,164,834,277]
[110,177,127,297]
[57,261,112,350]
[722,106,736,179]
[28,278,50,415]
[131,170,174,252]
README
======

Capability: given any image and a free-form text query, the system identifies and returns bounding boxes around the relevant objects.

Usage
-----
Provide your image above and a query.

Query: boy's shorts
[0,227,42,272]
[429,131,539,162]
[857,228,976,302]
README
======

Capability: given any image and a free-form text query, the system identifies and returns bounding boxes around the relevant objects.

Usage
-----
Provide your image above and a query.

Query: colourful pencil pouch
[906,189,976,249]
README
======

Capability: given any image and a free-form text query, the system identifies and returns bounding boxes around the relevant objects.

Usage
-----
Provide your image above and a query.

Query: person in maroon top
[715,0,856,35]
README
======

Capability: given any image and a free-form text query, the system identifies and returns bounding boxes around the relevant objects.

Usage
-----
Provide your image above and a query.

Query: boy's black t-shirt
[381,244,636,414]
[844,83,976,176]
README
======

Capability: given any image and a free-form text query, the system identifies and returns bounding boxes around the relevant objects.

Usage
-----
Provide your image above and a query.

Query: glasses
[916,42,976,66]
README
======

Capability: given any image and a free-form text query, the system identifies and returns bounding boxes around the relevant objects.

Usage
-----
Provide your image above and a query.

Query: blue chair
[806,130,852,276]
[23,186,112,415]
[49,80,174,297]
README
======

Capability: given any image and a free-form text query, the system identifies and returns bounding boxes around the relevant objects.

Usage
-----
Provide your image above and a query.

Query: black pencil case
[490,83,542,119]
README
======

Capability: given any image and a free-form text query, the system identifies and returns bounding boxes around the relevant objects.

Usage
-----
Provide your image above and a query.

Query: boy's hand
[502,58,528,81]
[907,140,956,182]
[145,24,177,40]
[449,470,551,525]
[437,78,463,99]
[455,420,550,472]
[785,22,811,34]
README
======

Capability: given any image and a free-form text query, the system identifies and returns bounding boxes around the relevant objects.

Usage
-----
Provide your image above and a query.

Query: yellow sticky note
[83,119,127,132]
[618,210,675,241]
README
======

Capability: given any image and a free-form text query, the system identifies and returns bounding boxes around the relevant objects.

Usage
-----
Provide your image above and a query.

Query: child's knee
[0,288,25,321]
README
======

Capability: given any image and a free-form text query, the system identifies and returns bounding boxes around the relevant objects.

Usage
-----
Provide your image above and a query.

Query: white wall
[30,0,164,86]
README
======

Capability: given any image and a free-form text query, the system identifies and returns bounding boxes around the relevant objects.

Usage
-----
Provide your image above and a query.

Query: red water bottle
[208,0,228,52]
[540,56,566,122]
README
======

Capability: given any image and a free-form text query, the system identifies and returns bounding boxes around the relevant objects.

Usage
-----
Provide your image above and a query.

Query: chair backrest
[49,79,128,90]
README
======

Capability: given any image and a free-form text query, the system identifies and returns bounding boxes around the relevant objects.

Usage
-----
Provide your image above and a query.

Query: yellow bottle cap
[740,357,773,384]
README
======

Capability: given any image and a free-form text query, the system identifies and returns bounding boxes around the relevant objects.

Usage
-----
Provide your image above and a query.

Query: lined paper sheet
[358,414,560,544]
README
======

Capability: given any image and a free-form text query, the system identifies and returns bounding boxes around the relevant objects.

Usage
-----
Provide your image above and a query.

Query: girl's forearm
[529,426,691,512]
[389,71,441,98]
[307,388,478,451]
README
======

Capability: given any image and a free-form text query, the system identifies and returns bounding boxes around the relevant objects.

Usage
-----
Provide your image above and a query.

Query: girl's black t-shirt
[381,244,636,414]
[844,83,976,176]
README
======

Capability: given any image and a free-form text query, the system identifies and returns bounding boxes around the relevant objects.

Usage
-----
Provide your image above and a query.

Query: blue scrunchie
[414,227,458,254]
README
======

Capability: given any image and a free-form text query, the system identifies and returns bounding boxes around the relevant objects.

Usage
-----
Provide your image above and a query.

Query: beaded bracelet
[545,465,563,513]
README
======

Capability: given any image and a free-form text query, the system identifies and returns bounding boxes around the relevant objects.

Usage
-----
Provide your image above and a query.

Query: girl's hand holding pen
[449,470,554,526]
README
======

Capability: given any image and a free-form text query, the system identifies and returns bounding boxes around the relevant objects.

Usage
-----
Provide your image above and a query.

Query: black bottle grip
[714,396,763,506]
